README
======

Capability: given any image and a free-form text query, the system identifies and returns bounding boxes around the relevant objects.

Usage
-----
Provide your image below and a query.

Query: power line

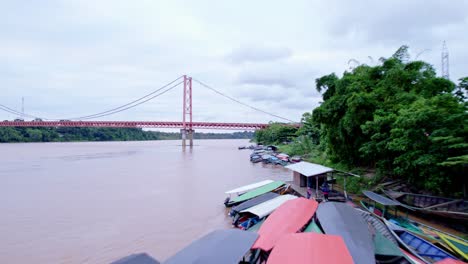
[193,78,296,123]
[68,75,183,120]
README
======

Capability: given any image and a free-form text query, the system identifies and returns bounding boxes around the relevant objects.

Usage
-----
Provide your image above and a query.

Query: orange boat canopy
[266,233,354,264]
[252,197,318,251]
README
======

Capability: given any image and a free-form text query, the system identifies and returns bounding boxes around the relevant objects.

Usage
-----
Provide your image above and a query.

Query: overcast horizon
[2,1,467,127]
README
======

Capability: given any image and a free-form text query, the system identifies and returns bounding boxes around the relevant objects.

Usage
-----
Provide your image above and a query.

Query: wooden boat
[384,219,459,263]
[229,192,279,217]
[164,229,258,264]
[361,191,431,237]
[316,202,375,264]
[235,194,298,230]
[266,233,354,264]
[384,190,468,222]
[406,220,468,260]
[224,181,285,207]
[252,198,318,254]
[225,180,274,196]
[435,231,468,261]
[111,253,160,264]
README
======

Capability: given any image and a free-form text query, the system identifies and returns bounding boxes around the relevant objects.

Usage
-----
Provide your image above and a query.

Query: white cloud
[0,0,467,125]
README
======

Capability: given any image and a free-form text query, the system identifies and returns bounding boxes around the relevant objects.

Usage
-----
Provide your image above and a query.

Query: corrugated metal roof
[285,162,334,177]
[363,191,401,206]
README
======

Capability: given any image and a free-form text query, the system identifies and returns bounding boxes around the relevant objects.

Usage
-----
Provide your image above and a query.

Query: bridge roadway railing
[0,121,276,130]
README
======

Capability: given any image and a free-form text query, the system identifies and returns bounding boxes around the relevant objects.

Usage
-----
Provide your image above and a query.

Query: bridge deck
[0,121,284,130]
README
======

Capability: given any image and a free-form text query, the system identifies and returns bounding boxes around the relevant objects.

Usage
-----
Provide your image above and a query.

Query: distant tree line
[255,46,467,196]
[0,127,254,143]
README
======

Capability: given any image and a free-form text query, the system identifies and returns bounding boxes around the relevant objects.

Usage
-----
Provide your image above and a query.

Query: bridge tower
[181,75,193,147]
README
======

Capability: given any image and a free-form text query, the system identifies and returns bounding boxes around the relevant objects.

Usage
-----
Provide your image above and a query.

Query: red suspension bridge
[0,75,299,146]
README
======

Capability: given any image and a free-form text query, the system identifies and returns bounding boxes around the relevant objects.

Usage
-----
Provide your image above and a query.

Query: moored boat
[224,181,286,207]
[235,194,298,230]
[229,192,279,217]
[252,197,318,261]
[384,190,468,222]
[361,191,462,255]
[266,233,354,264]
[225,180,274,196]
[317,202,375,264]
[384,219,459,263]
[163,229,258,264]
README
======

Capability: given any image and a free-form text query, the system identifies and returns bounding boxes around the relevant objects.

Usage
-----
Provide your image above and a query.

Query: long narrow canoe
[383,190,468,222]
[226,181,285,206]
[230,192,280,217]
[225,180,274,195]
[384,219,458,264]
[266,233,354,264]
[240,194,297,219]
[435,232,468,261]
[252,198,318,252]
[317,202,375,264]
[163,229,258,264]
[111,253,160,264]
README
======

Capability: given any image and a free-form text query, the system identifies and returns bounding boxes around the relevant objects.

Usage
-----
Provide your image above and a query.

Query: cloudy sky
[1,0,467,126]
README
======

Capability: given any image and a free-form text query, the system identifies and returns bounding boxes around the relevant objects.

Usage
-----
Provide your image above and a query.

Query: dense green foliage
[0,127,253,143]
[256,46,467,195]
[253,123,298,144]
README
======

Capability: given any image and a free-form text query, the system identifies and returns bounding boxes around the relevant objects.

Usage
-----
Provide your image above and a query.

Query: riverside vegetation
[254,46,467,197]
[0,127,253,143]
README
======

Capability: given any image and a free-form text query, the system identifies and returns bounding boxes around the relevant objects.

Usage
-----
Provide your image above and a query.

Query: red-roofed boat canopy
[252,197,318,252]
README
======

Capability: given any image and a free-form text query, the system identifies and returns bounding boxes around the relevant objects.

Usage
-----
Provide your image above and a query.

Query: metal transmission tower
[181,75,193,147]
[441,41,450,79]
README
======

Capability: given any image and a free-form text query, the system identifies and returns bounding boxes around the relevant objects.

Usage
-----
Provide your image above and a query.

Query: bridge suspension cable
[73,79,183,120]
[193,78,296,123]
[0,104,45,120]
[68,76,183,120]
[0,76,183,121]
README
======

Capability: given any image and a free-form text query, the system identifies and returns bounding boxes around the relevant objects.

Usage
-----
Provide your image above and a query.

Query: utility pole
[441,41,449,80]
[22,97,24,116]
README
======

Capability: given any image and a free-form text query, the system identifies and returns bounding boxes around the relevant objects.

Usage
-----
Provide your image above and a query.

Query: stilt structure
[182,75,193,147]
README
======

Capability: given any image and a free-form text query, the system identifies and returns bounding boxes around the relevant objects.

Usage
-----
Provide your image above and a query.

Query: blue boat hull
[394,228,458,263]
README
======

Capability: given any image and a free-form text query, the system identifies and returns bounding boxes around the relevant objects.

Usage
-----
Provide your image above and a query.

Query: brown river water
[0,139,291,263]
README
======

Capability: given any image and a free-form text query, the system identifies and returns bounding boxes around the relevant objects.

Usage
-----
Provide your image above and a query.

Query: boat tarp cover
[230,181,285,204]
[231,192,280,214]
[240,194,298,218]
[252,198,318,251]
[374,231,406,257]
[225,180,274,194]
[266,233,354,264]
[303,220,323,234]
[363,190,402,206]
[111,253,160,264]
[317,202,375,264]
[163,229,258,264]
[285,161,334,177]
